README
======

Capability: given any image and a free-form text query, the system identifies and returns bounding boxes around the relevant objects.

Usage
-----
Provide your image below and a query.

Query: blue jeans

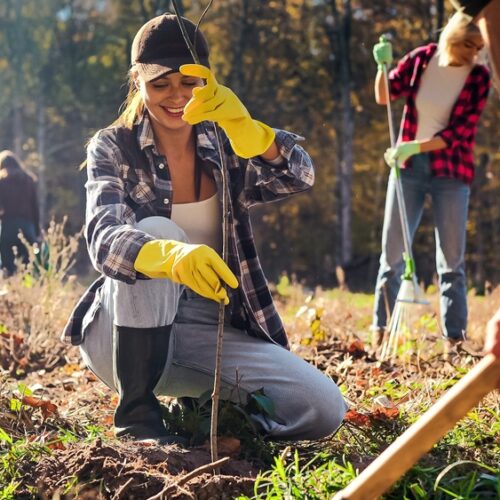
[0,217,37,276]
[80,217,347,440]
[372,154,470,340]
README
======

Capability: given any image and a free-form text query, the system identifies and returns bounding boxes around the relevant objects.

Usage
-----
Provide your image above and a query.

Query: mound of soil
[18,438,257,499]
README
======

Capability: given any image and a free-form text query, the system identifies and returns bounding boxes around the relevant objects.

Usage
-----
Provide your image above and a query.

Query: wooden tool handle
[334,354,500,500]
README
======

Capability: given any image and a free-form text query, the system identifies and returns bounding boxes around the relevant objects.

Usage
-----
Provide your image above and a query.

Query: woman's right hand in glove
[134,240,238,304]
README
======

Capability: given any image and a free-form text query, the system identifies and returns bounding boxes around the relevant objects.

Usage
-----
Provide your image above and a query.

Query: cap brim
[135,56,210,82]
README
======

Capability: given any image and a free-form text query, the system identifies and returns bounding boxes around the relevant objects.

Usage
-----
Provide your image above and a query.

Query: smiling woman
[62,13,347,445]
[138,73,202,125]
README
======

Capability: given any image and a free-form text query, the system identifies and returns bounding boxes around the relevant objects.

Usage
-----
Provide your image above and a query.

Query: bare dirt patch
[18,438,256,499]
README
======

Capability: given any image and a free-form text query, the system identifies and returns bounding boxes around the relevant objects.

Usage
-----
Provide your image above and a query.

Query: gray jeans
[80,217,347,440]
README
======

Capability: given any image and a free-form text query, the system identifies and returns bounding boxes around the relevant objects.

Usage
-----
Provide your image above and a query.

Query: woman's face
[448,34,484,66]
[136,71,203,132]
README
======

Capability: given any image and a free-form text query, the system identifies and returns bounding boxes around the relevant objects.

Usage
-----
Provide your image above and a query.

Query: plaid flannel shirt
[389,43,490,184]
[62,113,314,347]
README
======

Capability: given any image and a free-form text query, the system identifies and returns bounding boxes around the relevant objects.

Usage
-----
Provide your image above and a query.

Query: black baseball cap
[131,13,210,82]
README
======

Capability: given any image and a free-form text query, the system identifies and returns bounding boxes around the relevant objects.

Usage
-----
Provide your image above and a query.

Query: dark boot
[113,324,184,445]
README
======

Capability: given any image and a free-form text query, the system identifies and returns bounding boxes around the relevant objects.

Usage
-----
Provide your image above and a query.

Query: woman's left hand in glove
[384,141,421,168]
[180,64,276,159]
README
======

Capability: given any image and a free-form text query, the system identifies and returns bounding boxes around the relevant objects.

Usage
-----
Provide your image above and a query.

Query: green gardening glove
[384,141,421,168]
[134,240,239,304]
[373,36,393,70]
[180,64,276,159]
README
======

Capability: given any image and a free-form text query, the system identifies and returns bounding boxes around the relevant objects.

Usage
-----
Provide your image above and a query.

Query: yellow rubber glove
[134,240,238,305]
[180,64,276,159]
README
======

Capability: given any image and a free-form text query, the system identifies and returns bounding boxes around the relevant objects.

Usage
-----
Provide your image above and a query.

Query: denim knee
[297,382,347,440]
[135,216,189,243]
[111,217,187,328]
[315,387,347,439]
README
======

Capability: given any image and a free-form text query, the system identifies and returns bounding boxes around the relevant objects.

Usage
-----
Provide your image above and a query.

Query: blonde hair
[113,68,145,129]
[438,12,482,65]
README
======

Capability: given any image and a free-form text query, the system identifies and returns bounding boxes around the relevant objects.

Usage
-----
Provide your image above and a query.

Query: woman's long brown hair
[0,150,36,180]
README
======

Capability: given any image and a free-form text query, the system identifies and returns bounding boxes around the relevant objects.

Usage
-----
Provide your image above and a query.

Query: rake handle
[334,354,500,500]
[381,61,414,267]
[382,63,396,149]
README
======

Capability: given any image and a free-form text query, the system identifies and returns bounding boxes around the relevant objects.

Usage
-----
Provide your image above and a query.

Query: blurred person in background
[371,12,490,344]
[0,150,40,276]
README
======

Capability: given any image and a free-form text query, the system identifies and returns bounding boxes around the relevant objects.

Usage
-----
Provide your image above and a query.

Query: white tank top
[170,193,223,254]
[415,53,471,140]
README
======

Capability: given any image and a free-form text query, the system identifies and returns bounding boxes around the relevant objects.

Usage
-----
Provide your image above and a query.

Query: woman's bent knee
[135,216,189,242]
[277,374,347,440]
[305,384,348,439]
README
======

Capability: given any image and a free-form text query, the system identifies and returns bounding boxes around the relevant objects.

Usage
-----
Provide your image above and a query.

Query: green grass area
[237,411,499,499]
[321,288,375,309]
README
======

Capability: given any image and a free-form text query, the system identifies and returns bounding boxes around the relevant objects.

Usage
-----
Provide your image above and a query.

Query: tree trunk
[37,95,47,229]
[339,73,354,266]
[228,0,251,97]
[369,159,386,280]
[327,0,354,268]
[436,0,445,34]
[469,154,490,292]
[12,0,24,156]
[12,87,23,158]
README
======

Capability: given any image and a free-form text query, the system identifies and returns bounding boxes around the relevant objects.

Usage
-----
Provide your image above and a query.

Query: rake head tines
[379,278,429,362]
[396,277,429,305]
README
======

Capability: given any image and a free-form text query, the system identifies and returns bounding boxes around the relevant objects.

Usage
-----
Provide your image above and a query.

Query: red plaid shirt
[389,43,490,184]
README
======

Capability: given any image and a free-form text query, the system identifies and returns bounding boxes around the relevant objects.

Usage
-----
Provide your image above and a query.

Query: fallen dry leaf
[371,406,399,419]
[18,357,29,368]
[344,409,371,427]
[355,378,368,387]
[22,396,58,418]
[102,415,114,426]
[47,440,66,451]
[348,339,366,355]
[0,331,24,346]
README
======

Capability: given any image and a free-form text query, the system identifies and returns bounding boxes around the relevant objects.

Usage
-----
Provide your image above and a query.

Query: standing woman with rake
[62,13,347,444]
[371,12,490,344]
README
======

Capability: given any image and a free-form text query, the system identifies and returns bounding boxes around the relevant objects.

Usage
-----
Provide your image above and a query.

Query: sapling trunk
[172,0,227,470]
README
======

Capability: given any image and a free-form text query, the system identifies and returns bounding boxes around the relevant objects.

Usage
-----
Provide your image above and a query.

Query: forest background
[1,0,499,292]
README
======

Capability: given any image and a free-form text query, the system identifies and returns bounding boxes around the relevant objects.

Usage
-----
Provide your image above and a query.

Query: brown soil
[3,348,260,499]
[19,438,256,499]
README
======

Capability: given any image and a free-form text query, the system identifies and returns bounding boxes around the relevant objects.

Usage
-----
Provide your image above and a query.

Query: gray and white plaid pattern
[62,113,314,347]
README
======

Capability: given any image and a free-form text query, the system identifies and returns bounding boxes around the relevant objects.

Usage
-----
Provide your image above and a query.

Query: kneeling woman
[63,14,347,444]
